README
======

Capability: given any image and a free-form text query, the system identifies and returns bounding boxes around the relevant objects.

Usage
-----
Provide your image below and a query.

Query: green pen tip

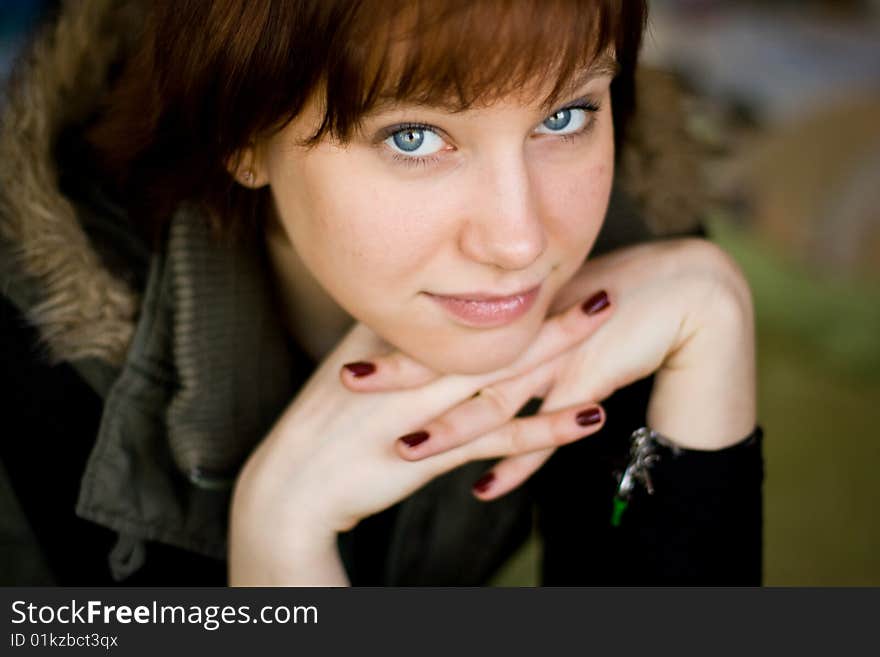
[610,497,628,527]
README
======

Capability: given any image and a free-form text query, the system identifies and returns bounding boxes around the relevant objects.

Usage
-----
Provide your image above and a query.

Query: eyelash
[380,122,445,168]
[554,101,601,144]
[379,100,602,168]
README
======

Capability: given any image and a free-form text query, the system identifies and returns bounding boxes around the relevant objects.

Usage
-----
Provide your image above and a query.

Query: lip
[426,283,542,328]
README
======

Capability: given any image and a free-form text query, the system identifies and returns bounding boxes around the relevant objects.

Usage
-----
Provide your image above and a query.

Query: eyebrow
[365,52,620,116]
[566,52,620,89]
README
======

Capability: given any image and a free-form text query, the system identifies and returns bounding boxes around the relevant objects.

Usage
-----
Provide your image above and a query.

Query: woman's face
[256,74,615,374]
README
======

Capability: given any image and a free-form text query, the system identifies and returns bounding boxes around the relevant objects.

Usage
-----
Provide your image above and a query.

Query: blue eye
[534,106,593,136]
[392,129,424,152]
[385,126,445,157]
[544,109,573,131]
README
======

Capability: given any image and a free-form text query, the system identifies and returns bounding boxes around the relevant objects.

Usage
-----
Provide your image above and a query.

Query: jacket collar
[71,208,296,578]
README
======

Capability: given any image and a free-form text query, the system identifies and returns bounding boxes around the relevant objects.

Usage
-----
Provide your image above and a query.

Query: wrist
[229,475,347,586]
[648,280,757,450]
[648,358,756,450]
[229,516,346,586]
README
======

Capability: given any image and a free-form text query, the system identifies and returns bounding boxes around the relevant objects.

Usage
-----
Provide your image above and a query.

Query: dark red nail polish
[581,290,610,315]
[344,361,376,377]
[399,430,430,448]
[472,472,495,493]
[575,407,602,426]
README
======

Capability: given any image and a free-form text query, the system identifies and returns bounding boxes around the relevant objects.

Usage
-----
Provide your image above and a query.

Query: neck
[265,215,354,363]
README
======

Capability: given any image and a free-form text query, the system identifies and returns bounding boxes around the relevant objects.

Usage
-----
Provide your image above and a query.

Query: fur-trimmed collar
[0,0,145,366]
[0,0,707,368]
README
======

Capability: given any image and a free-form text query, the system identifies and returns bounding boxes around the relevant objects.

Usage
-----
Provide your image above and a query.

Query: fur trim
[0,1,708,367]
[621,68,710,236]
[0,0,142,366]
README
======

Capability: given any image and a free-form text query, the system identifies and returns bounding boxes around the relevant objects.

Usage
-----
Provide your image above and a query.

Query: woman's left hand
[342,237,757,500]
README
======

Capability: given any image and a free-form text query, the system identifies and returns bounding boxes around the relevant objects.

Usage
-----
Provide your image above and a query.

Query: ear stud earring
[241,169,256,185]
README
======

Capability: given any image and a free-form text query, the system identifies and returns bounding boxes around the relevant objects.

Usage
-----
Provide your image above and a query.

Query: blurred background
[2,0,878,585]
[639,0,880,586]
[0,1,45,88]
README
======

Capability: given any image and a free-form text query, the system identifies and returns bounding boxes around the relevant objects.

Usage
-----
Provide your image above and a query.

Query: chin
[405,323,541,376]
[428,350,519,375]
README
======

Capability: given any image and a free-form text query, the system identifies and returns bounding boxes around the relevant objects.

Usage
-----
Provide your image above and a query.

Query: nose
[458,147,547,271]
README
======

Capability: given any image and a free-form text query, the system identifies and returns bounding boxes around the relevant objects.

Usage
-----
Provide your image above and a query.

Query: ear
[226,143,269,189]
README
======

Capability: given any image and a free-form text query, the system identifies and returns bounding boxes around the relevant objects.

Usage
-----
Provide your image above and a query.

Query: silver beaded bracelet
[610,424,761,527]
[610,427,674,527]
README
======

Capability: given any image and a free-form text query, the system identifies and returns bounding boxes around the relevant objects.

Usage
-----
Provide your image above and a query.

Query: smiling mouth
[425,283,542,328]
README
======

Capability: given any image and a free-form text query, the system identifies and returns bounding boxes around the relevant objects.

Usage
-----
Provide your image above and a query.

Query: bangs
[88,0,646,238]
[310,0,632,142]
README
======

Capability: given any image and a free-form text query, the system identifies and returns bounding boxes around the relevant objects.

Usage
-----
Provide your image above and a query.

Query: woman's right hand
[228,291,613,585]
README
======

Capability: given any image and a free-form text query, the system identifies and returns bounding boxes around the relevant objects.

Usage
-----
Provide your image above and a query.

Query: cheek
[271,149,453,309]
[541,153,614,258]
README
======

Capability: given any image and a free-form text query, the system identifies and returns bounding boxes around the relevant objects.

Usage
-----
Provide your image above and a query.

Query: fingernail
[581,290,610,315]
[344,361,376,377]
[399,430,430,448]
[575,407,602,426]
[472,472,495,493]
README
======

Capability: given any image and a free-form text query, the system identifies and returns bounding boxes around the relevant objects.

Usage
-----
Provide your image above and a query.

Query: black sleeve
[0,293,227,586]
[533,375,764,586]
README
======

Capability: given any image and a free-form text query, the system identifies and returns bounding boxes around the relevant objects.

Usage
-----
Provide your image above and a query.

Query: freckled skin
[257,80,615,374]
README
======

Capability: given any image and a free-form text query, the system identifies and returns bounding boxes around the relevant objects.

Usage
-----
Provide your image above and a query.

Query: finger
[325,322,390,368]
[340,351,439,390]
[492,289,611,382]
[435,402,604,469]
[538,351,606,414]
[343,288,612,393]
[470,447,556,500]
[394,354,564,459]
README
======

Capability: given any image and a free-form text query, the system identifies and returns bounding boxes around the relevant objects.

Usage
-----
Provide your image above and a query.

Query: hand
[342,237,757,500]
[229,290,614,584]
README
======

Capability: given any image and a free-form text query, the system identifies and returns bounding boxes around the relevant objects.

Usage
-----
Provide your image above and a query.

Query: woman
[0,0,762,586]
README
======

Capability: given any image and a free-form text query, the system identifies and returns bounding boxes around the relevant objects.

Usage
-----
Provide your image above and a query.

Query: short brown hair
[89,0,648,240]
